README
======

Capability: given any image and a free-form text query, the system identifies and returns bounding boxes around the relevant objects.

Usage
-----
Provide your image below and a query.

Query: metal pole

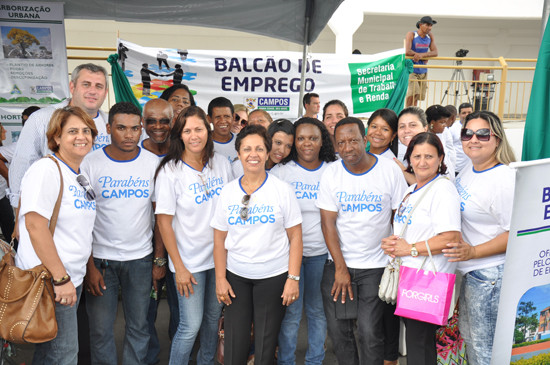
[298,0,313,118]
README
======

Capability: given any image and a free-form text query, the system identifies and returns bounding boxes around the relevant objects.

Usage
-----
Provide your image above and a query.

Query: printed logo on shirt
[336,190,383,213]
[394,205,413,225]
[69,184,96,210]
[98,175,151,199]
[189,176,225,205]
[291,181,319,200]
[93,134,110,151]
[227,204,275,225]
[455,177,471,211]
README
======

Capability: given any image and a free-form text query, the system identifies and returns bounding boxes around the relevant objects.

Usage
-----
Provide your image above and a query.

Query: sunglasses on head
[460,128,495,142]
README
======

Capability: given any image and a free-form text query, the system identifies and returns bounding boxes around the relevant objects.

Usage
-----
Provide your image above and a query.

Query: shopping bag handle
[418,239,437,276]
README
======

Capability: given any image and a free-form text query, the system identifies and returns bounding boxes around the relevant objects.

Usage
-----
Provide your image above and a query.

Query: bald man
[142,99,174,157]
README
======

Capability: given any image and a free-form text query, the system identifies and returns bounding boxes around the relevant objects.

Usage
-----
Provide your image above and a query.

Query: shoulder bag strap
[44,155,63,235]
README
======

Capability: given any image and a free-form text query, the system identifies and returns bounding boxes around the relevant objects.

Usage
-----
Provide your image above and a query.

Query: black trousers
[383,302,400,361]
[0,196,14,243]
[224,270,287,365]
[403,317,439,365]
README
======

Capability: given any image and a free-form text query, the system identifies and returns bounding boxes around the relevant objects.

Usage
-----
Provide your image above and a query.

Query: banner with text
[492,159,550,364]
[0,1,69,105]
[118,39,405,118]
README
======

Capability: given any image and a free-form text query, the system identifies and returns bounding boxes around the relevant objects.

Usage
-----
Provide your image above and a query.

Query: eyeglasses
[235,114,247,127]
[239,194,251,220]
[198,173,210,196]
[397,192,411,217]
[460,128,495,142]
[76,174,96,201]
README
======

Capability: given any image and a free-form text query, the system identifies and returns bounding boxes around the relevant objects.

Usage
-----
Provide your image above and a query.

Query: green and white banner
[0,1,69,105]
[492,158,550,364]
[118,39,405,118]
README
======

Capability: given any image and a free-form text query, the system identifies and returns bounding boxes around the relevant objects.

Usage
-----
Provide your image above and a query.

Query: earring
[438,164,442,173]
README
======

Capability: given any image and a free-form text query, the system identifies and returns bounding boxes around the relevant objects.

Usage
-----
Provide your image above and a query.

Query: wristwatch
[410,243,419,257]
[287,274,300,281]
[153,257,167,267]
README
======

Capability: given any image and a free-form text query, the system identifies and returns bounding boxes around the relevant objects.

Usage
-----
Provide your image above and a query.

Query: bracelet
[153,257,167,267]
[53,274,71,286]
[287,274,300,281]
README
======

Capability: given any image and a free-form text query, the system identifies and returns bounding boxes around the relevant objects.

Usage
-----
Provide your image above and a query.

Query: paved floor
[7,299,407,364]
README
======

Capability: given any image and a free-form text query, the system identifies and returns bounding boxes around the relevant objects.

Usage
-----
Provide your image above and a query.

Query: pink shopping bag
[395,265,455,326]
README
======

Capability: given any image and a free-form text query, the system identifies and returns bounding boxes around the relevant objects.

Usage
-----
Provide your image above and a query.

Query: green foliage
[515,329,526,344]
[510,352,550,365]
[515,301,539,343]
[513,338,550,348]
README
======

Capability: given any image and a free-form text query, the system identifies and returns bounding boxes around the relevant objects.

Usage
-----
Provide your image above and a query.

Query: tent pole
[298,0,313,118]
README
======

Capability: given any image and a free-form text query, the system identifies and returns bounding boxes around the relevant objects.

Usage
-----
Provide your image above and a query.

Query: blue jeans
[33,285,83,365]
[459,264,503,365]
[169,268,223,365]
[86,254,152,365]
[278,253,327,365]
[146,270,179,365]
[321,261,385,365]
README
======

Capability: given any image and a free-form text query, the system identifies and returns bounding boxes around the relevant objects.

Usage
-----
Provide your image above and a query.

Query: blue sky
[517,283,550,317]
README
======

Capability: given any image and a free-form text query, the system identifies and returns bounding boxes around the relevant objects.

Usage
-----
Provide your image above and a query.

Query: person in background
[155,106,232,365]
[426,104,456,168]
[382,132,461,365]
[303,93,321,119]
[405,16,438,107]
[159,84,195,122]
[366,108,399,159]
[232,104,249,134]
[449,102,474,174]
[248,109,273,130]
[273,117,336,365]
[212,124,303,365]
[443,111,516,365]
[322,100,348,148]
[208,97,238,163]
[15,106,98,364]
[445,105,457,128]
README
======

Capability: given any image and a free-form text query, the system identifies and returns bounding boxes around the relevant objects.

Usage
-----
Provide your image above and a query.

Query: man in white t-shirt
[81,102,159,365]
[450,102,473,174]
[8,63,110,208]
[208,97,238,163]
[316,117,407,365]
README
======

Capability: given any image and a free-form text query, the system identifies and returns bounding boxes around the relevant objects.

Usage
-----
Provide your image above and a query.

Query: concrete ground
[6,299,407,364]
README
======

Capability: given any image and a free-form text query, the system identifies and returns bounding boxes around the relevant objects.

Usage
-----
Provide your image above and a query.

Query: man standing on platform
[405,16,438,107]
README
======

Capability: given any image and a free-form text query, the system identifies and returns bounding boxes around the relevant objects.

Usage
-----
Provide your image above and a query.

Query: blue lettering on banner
[258,97,290,107]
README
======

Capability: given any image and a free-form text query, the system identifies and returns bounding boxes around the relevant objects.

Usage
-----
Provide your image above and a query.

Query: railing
[407,56,536,121]
[66,47,537,120]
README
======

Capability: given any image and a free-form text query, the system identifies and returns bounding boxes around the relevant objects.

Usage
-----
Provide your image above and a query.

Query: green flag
[522,26,550,161]
[107,54,142,112]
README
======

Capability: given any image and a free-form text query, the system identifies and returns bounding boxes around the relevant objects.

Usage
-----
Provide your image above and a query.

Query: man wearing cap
[405,16,438,107]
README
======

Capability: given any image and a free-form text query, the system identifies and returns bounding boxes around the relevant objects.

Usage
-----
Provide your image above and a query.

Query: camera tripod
[441,60,471,105]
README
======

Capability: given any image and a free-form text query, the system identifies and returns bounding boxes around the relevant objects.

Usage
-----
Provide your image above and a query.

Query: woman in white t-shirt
[426,104,456,169]
[155,106,232,365]
[211,124,303,365]
[272,117,336,365]
[15,106,98,364]
[395,106,455,185]
[382,132,461,365]
[366,108,399,160]
[442,111,516,365]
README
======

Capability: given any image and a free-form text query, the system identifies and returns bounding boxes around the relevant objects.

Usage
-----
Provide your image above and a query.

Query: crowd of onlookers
[0,62,514,365]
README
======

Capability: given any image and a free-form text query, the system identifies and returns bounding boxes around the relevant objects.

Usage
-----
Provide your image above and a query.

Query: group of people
[2,61,515,365]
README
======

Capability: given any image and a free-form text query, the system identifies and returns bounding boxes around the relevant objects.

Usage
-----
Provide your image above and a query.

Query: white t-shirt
[375,147,397,160]
[210,173,302,279]
[80,147,159,261]
[438,128,456,168]
[393,176,461,274]
[213,133,238,164]
[316,155,408,269]
[155,153,233,273]
[449,120,469,173]
[271,160,332,257]
[455,163,515,274]
[15,156,96,287]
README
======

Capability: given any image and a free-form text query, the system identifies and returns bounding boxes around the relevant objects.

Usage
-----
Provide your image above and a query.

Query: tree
[515,301,539,343]
[6,28,40,58]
